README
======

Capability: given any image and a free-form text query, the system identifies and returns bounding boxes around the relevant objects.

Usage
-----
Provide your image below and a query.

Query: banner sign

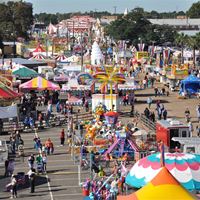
[0,105,18,119]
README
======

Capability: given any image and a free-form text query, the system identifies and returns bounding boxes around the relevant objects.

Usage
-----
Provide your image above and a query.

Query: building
[32,22,47,35]
[58,15,95,37]
[149,18,200,36]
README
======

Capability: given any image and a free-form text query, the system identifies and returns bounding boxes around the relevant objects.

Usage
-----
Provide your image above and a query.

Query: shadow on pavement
[2,175,47,192]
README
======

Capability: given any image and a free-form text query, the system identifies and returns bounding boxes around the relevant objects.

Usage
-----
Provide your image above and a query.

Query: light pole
[80,31,84,72]
[104,36,107,64]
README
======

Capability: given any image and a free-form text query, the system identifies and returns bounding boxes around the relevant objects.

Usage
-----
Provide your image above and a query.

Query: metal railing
[134,110,156,131]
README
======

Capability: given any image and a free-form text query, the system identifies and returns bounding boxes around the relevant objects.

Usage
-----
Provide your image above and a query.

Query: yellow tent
[118,167,196,200]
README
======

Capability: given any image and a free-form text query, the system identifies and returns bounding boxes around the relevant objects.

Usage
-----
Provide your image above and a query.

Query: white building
[149,18,200,36]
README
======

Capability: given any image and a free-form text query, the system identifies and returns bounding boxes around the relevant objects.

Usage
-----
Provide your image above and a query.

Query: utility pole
[73,20,75,47]
[81,31,84,72]
[113,6,117,14]
[94,8,97,18]
[105,36,107,64]
[46,36,48,57]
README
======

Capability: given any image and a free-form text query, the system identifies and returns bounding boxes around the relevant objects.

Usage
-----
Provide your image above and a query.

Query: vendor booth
[19,76,60,91]
[156,119,190,149]
[180,75,200,96]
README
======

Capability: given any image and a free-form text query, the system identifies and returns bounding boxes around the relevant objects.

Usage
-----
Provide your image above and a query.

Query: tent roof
[29,54,46,60]
[33,44,46,53]
[118,167,195,200]
[182,75,200,84]
[13,66,38,79]
[0,82,21,99]
[19,76,60,91]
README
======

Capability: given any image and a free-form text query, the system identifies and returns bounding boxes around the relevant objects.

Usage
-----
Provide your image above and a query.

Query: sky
[1,0,199,14]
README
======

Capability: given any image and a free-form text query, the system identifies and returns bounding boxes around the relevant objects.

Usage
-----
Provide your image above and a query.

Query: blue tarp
[180,75,200,94]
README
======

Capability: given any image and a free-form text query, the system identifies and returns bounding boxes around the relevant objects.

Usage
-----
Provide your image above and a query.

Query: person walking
[42,153,47,172]
[28,154,35,169]
[185,108,191,122]
[27,168,36,193]
[85,100,89,112]
[154,87,158,97]
[45,138,54,155]
[60,129,65,146]
[196,126,200,137]
[157,106,162,120]
[196,104,200,123]
[189,122,194,137]
[163,109,168,120]
[9,174,17,198]
[82,96,85,107]
[147,97,153,109]
[144,107,150,119]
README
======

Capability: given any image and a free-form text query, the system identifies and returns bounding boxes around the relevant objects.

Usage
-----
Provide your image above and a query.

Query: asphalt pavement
[0,126,84,200]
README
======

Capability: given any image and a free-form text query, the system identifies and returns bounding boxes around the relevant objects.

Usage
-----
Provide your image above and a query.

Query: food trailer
[172,137,200,154]
[156,119,189,149]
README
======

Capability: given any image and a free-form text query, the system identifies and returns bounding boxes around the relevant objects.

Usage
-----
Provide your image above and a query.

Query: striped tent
[55,54,67,62]
[19,76,60,91]
[0,82,21,100]
[29,54,46,60]
[118,167,196,200]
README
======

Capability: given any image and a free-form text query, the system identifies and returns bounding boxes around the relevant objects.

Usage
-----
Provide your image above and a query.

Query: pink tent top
[19,76,60,91]
[33,44,46,53]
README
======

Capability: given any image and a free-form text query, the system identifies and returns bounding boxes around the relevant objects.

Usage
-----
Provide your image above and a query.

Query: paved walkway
[0,127,82,200]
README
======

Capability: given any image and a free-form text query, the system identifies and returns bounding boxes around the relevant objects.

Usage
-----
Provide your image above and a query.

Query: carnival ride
[93,67,126,111]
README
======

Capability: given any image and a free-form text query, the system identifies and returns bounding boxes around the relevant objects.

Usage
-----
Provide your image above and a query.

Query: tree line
[33,1,200,25]
[0,0,200,43]
[0,1,33,41]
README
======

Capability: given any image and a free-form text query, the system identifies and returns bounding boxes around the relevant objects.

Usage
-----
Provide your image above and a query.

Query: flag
[138,43,145,51]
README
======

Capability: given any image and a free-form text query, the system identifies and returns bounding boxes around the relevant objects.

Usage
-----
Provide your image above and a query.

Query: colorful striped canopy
[126,152,200,190]
[118,167,195,200]
[19,76,60,91]
[0,82,21,99]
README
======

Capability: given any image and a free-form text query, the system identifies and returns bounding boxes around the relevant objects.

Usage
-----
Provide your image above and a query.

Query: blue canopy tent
[180,75,200,95]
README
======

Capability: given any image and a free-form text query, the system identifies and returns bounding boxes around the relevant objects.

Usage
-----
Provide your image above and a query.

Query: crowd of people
[4,128,58,198]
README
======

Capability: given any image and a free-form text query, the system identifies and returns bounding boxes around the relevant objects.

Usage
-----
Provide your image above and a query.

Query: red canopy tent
[0,82,21,100]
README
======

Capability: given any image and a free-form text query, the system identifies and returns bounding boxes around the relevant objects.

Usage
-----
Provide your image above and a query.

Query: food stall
[156,119,190,149]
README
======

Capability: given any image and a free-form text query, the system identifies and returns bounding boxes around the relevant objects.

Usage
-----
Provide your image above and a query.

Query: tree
[0,1,33,40]
[187,1,200,18]
[187,36,198,66]
[175,33,188,64]
[105,8,151,45]
[106,8,177,46]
